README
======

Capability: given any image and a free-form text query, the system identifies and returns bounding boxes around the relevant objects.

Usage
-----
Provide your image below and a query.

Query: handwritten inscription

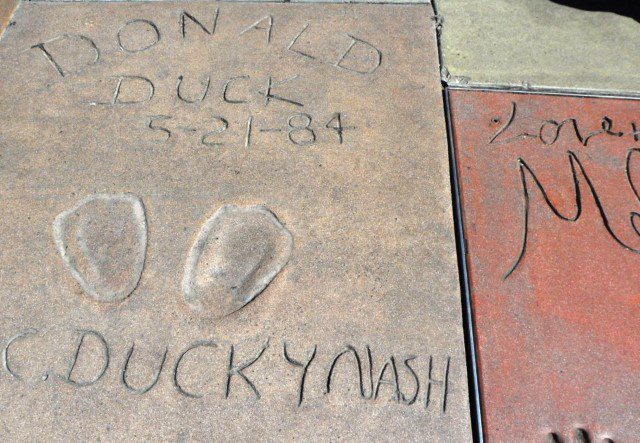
[28,10,373,155]
[488,103,640,278]
[30,34,100,77]
[30,11,382,79]
[489,102,630,148]
[146,112,354,148]
[2,329,453,413]
[90,74,308,108]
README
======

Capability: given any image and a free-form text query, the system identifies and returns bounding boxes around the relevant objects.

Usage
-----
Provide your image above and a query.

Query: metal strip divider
[442,87,484,443]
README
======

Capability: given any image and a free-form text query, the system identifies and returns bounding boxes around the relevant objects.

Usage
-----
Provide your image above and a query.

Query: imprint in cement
[182,205,293,317]
[53,193,147,302]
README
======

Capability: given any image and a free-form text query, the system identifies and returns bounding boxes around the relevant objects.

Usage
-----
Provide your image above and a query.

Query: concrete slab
[449,88,640,442]
[438,0,640,95]
[0,1,470,441]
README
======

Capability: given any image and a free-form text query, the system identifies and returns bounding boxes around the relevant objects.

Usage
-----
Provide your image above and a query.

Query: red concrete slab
[449,89,640,442]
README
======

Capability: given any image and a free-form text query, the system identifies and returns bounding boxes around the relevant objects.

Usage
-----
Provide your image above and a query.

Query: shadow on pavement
[550,0,640,23]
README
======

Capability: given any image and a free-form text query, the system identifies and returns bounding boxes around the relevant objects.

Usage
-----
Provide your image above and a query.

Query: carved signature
[488,103,640,278]
[505,148,640,278]
[489,101,632,148]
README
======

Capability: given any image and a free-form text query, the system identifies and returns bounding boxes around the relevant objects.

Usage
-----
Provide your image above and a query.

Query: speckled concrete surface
[450,88,640,442]
[0,1,470,440]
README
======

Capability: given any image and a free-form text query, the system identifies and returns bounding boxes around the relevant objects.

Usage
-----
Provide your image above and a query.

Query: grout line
[432,1,484,441]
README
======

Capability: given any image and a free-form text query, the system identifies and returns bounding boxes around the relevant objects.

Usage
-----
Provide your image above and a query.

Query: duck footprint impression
[182,205,293,317]
[53,193,148,303]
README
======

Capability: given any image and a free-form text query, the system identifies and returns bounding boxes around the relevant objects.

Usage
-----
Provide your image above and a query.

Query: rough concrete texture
[0,1,470,441]
[450,88,640,442]
[0,0,18,37]
[438,0,640,95]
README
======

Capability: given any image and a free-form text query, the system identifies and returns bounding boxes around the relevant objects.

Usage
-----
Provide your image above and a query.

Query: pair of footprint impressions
[53,194,293,317]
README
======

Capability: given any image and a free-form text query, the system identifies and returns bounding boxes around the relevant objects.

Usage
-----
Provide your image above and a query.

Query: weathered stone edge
[24,0,430,4]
